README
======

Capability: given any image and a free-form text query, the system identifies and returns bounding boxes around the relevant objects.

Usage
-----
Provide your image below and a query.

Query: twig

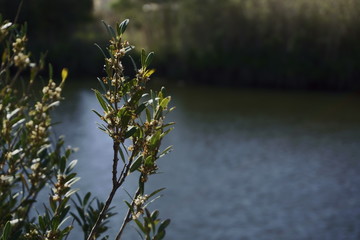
[116,187,141,240]
[86,183,120,240]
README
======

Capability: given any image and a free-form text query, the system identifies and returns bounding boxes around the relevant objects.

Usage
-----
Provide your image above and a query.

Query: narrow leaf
[158,219,170,233]
[130,156,143,172]
[97,77,107,92]
[148,188,166,199]
[93,89,108,112]
[125,126,137,138]
[119,19,129,34]
[83,192,91,206]
[141,49,146,68]
[145,52,154,67]
[92,109,103,119]
[94,43,107,58]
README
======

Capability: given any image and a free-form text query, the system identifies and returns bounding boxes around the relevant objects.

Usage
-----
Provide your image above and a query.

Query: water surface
[54,80,360,240]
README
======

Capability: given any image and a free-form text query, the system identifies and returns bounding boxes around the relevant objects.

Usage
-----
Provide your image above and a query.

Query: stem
[116,188,141,240]
[86,184,119,240]
[112,142,119,185]
[9,69,21,88]
[87,149,137,240]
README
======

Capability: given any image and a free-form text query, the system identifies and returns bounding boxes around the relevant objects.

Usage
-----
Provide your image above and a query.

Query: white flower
[42,86,49,94]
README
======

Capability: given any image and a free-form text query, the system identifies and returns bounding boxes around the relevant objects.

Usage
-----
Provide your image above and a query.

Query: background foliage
[1,0,359,89]
[111,0,360,89]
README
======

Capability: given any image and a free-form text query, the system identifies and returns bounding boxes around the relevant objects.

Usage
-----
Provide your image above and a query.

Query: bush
[0,16,173,240]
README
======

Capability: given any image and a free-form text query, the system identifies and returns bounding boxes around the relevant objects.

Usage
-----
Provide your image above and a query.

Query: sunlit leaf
[158,219,170,233]
[141,49,146,68]
[119,19,129,35]
[61,68,68,81]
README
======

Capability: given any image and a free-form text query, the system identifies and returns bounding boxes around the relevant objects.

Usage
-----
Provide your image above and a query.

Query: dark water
[53,80,360,240]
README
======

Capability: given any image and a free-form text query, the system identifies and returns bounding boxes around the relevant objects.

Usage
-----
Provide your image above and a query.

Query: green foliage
[71,192,116,240]
[111,0,360,89]
[0,15,173,240]
[0,17,116,240]
[87,19,173,240]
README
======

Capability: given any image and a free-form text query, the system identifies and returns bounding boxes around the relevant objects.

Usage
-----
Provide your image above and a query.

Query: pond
[53,79,360,240]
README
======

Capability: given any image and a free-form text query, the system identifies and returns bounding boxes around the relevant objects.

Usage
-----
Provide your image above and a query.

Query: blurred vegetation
[0,0,105,77]
[1,0,360,89]
[0,17,115,239]
[111,0,360,90]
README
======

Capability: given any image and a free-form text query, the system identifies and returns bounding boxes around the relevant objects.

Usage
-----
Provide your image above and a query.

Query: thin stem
[112,142,119,185]
[116,187,141,240]
[14,0,23,24]
[86,183,119,240]
[9,69,22,88]
[87,148,136,240]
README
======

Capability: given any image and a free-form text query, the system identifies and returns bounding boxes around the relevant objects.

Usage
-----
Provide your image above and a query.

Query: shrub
[0,16,173,240]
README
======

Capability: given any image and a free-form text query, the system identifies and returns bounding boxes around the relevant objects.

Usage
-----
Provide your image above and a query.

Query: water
[53,80,360,240]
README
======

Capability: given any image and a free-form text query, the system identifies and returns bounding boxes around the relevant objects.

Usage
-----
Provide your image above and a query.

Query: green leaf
[161,127,174,139]
[1,221,11,239]
[135,103,147,115]
[108,25,116,38]
[146,108,152,122]
[150,131,161,146]
[49,63,53,79]
[93,89,108,112]
[141,49,146,68]
[102,20,113,38]
[128,55,138,72]
[119,19,129,35]
[134,219,146,233]
[65,188,79,198]
[158,219,170,233]
[97,77,107,92]
[60,156,66,173]
[70,213,82,226]
[94,43,107,58]
[161,122,175,128]
[125,45,134,53]
[49,196,57,212]
[154,230,166,240]
[65,172,77,182]
[130,156,143,172]
[159,146,173,158]
[65,177,80,188]
[161,87,166,97]
[38,216,46,231]
[48,101,60,109]
[66,159,77,174]
[83,192,91,206]
[51,216,60,230]
[155,106,163,120]
[160,97,171,109]
[125,126,137,138]
[148,188,166,199]
[151,210,159,221]
[92,109,103,119]
[124,200,134,212]
[118,147,126,163]
[145,52,154,68]
[134,228,145,240]
[58,216,71,229]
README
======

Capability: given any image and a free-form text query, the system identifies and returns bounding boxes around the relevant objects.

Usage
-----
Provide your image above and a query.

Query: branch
[115,187,141,240]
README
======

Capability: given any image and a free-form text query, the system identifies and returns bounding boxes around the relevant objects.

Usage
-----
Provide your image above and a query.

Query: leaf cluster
[0,16,113,240]
[88,19,174,240]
